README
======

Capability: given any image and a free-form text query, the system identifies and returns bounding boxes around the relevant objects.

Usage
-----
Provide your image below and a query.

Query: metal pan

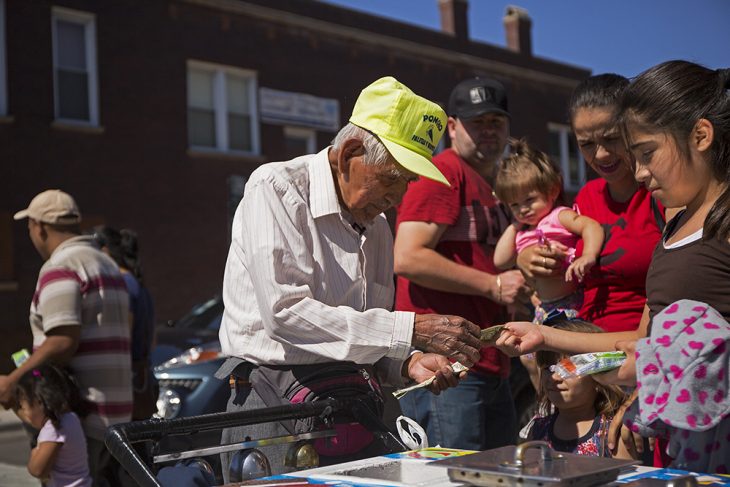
[429,441,638,487]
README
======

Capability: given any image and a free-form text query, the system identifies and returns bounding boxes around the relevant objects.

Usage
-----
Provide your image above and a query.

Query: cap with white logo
[448,77,510,119]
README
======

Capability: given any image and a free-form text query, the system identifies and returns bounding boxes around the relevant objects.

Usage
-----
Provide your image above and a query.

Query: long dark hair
[569,73,629,121]
[619,61,730,241]
[15,364,88,429]
[93,226,145,283]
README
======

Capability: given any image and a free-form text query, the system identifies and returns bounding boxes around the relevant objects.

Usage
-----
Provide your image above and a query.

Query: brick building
[0,0,590,372]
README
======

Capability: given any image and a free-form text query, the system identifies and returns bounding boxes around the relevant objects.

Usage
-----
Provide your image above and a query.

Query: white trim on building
[51,6,99,126]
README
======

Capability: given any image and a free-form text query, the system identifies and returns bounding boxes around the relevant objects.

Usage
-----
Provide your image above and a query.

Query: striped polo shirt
[29,235,133,440]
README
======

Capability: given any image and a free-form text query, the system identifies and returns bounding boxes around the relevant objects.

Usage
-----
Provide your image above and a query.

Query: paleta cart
[108,397,709,487]
[105,396,408,487]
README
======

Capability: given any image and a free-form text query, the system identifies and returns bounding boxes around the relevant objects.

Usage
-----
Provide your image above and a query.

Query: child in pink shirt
[495,138,604,324]
[15,364,92,487]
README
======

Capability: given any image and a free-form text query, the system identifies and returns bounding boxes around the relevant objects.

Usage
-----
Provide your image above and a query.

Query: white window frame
[0,0,7,116]
[283,126,316,154]
[548,123,585,192]
[187,59,260,156]
[51,6,99,126]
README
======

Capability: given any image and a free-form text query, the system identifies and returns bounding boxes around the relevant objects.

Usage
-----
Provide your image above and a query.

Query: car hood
[151,325,221,366]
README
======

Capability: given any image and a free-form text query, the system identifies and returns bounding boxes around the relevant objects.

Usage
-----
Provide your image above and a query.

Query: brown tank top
[647,214,730,325]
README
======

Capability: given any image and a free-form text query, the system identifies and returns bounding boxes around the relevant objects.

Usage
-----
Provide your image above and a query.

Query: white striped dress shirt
[219,148,415,386]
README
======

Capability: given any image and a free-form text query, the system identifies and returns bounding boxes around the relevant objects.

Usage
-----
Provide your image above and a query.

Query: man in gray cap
[1,189,132,484]
[393,77,529,450]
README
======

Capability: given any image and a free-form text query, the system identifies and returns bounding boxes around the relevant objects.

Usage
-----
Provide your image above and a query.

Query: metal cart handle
[105,396,406,487]
[500,440,562,469]
[105,398,342,487]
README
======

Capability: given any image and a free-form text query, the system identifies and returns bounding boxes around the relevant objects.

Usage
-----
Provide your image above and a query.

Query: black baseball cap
[447,77,510,119]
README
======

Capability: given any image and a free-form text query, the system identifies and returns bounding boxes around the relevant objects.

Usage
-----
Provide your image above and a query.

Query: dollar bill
[392,362,469,400]
[480,324,506,342]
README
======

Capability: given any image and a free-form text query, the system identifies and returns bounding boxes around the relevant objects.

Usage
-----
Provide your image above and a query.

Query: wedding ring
[542,256,548,267]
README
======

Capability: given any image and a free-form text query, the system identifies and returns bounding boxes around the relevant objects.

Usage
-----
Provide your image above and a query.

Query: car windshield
[173,296,224,330]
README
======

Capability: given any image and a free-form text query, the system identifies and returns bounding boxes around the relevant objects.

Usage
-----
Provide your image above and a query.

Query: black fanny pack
[251,362,384,457]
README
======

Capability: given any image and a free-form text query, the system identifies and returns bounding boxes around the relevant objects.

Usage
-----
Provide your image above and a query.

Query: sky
[321,0,729,78]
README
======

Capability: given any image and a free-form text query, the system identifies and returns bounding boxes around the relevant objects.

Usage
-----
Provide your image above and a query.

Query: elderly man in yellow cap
[3,189,132,485]
[217,77,483,479]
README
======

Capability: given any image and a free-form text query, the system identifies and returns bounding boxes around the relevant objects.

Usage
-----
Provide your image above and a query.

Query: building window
[187,60,259,155]
[0,0,7,116]
[283,126,316,159]
[52,7,99,125]
[548,123,585,192]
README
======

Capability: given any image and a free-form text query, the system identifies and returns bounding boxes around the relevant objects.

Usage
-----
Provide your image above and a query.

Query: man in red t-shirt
[394,78,529,450]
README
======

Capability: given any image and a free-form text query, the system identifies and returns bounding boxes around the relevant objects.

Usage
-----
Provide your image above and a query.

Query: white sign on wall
[259,87,340,132]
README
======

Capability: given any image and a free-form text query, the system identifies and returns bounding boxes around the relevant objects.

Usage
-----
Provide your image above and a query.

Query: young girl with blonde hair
[494,139,604,324]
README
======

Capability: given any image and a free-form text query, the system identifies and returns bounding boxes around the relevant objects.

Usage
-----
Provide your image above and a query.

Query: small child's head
[15,364,85,429]
[494,138,565,227]
[535,320,626,418]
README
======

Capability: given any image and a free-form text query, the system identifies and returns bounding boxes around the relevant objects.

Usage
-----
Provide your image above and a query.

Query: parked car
[151,295,224,366]
[152,295,228,420]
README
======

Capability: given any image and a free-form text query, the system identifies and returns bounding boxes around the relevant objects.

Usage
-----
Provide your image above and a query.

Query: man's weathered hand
[413,314,482,367]
[406,353,464,394]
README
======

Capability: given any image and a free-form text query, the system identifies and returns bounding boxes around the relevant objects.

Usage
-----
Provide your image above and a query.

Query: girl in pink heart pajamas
[624,300,729,473]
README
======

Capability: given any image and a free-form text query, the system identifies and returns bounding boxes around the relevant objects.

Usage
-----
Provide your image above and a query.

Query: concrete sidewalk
[0,408,38,486]
[0,462,38,486]
[0,407,23,431]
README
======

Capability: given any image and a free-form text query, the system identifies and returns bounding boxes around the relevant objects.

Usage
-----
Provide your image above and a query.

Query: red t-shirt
[574,179,664,332]
[395,149,511,378]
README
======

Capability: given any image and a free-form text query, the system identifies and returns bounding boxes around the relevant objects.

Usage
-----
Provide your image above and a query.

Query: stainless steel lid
[429,441,638,487]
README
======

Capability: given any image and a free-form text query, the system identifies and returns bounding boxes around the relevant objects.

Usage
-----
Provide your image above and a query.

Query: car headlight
[155,388,182,419]
[154,345,223,372]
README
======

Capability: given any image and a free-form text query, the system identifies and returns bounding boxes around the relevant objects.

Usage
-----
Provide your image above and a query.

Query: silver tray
[429,441,638,487]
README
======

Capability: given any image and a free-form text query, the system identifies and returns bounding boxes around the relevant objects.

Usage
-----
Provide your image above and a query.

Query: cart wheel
[229,448,272,482]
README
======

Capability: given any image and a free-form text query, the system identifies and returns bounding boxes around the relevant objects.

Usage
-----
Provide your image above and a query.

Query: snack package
[12,348,30,368]
[550,351,626,379]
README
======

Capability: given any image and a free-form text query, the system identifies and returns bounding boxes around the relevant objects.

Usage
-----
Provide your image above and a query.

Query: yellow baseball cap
[349,77,449,186]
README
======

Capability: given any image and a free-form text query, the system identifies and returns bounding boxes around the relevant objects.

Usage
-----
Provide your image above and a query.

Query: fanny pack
[251,362,383,457]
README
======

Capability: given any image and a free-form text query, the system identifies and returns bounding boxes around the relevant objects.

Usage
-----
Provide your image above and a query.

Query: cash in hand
[392,362,469,399]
